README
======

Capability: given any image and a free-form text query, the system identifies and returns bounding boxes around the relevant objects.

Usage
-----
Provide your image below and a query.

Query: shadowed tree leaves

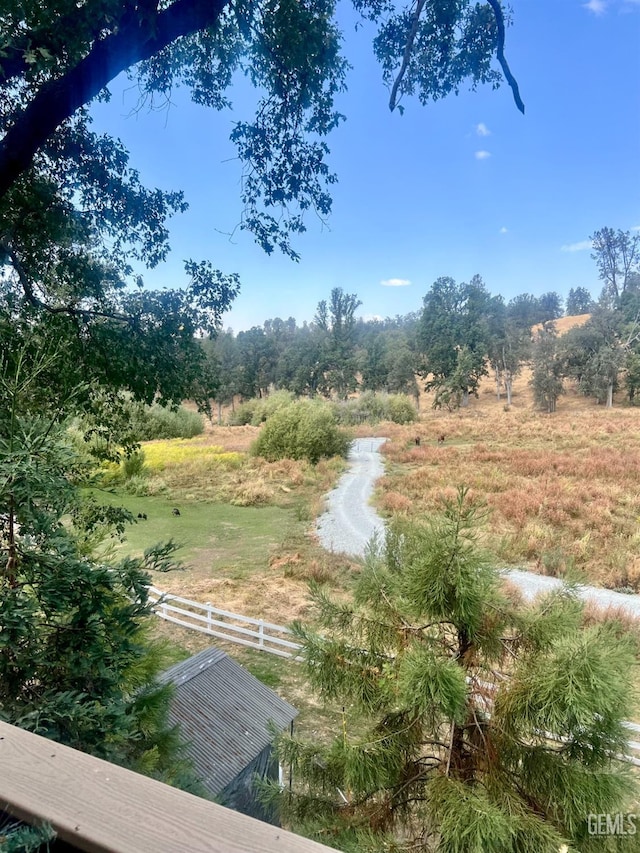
[1,0,523,411]
[0,353,198,788]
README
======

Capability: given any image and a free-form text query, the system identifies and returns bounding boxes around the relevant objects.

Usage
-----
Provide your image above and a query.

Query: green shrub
[123,474,151,496]
[334,392,417,425]
[130,403,204,440]
[253,400,351,464]
[228,391,296,426]
[250,390,295,425]
[386,394,418,424]
[121,450,146,480]
[228,399,260,425]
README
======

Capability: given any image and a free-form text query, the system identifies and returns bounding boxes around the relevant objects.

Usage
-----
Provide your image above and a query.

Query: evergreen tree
[566,287,594,316]
[273,489,638,852]
[0,347,196,788]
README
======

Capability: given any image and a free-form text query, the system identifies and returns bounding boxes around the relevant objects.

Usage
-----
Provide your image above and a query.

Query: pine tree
[274,489,639,852]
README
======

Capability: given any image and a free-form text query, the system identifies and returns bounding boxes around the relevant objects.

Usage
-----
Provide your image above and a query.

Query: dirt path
[316,438,640,618]
[315,438,387,558]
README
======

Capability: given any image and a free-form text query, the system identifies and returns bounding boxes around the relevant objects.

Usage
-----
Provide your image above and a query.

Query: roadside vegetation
[273,490,640,852]
[378,377,640,591]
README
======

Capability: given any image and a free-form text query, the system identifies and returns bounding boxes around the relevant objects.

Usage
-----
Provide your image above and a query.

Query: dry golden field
[376,368,640,590]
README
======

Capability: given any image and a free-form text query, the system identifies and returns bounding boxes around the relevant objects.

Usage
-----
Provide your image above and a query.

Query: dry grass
[123,426,359,627]
[379,370,640,590]
[531,313,591,336]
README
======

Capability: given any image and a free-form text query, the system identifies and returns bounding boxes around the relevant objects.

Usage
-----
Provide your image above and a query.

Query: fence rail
[149,585,640,764]
[148,586,302,658]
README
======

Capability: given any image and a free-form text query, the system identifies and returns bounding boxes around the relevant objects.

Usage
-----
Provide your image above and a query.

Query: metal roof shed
[160,647,298,824]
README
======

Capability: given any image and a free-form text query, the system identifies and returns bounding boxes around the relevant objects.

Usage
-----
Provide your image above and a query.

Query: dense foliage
[252,400,351,464]
[333,392,418,425]
[127,402,204,441]
[205,241,640,414]
[274,490,639,852]
[0,0,525,421]
[0,348,198,837]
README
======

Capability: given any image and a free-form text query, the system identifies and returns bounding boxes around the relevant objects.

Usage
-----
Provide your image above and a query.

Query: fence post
[258,619,265,650]
[206,603,212,635]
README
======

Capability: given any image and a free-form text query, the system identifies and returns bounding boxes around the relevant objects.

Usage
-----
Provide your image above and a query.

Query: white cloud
[561,239,593,252]
[632,225,640,231]
[583,0,607,14]
[475,150,491,160]
[475,123,491,137]
[499,227,508,234]
[380,278,411,287]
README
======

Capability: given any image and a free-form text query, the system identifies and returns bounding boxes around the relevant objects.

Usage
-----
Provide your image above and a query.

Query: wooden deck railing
[0,720,339,853]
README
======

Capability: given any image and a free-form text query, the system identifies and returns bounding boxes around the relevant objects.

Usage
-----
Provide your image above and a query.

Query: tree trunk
[494,365,501,400]
[505,374,512,406]
[217,400,222,425]
[449,628,474,781]
[606,382,613,408]
[461,389,469,408]
[5,494,17,587]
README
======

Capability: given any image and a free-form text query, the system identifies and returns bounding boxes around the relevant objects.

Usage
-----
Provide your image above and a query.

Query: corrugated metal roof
[160,647,298,795]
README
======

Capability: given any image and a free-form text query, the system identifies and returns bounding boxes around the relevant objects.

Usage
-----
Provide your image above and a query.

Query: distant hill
[531,313,590,336]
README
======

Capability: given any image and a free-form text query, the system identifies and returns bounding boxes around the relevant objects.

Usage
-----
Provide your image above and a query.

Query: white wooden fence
[148,586,302,658]
[148,585,640,764]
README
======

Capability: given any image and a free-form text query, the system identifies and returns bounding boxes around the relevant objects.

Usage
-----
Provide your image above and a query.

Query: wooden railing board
[0,720,339,853]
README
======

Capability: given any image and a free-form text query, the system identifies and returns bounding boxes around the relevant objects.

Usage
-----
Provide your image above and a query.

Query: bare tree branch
[486,0,525,115]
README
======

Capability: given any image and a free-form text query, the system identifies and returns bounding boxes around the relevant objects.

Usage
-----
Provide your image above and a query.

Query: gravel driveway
[316,437,640,618]
[315,437,387,558]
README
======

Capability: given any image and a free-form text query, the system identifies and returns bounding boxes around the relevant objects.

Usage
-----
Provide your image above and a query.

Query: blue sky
[90,0,640,332]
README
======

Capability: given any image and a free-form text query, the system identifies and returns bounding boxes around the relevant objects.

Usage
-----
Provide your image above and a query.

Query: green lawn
[93,490,295,580]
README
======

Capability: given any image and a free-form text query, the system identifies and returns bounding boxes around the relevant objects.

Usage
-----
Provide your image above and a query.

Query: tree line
[204,284,561,413]
[204,227,637,415]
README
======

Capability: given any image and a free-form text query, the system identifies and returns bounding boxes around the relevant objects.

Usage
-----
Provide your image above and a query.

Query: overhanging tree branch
[486,0,525,114]
[0,0,230,200]
[389,0,427,112]
[1,239,134,324]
